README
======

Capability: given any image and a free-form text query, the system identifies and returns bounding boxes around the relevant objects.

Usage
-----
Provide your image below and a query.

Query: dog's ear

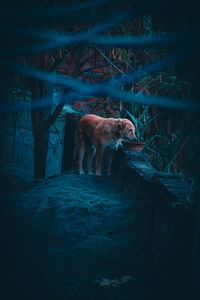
[117,119,126,130]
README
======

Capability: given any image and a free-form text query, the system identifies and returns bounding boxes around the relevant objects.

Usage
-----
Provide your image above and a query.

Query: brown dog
[74,114,136,176]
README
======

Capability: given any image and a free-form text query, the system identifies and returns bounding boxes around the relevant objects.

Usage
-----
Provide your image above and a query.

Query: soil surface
[1,171,145,300]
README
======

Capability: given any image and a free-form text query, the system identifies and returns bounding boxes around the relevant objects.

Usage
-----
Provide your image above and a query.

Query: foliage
[123,98,159,141]
[4,3,199,189]
[65,21,199,191]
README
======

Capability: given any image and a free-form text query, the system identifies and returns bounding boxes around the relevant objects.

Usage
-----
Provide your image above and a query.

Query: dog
[74,114,136,176]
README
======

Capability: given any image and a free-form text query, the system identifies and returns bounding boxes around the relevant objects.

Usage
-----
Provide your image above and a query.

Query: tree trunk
[30,50,81,179]
[33,128,49,179]
[31,80,49,180]
[31,91,64,179]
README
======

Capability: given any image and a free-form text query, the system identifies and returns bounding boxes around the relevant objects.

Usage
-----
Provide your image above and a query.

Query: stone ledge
[113,149,193,208]
[152,173,191,207]
[113,148,195,290]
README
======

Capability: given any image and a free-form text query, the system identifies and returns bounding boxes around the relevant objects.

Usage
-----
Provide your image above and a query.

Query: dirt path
[2,171,144,300]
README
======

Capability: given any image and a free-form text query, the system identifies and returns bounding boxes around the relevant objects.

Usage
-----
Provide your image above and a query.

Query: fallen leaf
[121,275,133,282]
[100,278,111,287]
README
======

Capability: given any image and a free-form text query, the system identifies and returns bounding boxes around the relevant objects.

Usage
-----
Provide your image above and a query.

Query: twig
[165,129,195,172]
[76,63,110,77]
[93,45,124,74]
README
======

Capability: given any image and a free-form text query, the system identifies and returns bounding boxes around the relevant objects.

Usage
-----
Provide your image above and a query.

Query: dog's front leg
[95,145,104,176]
[108,149,116,176]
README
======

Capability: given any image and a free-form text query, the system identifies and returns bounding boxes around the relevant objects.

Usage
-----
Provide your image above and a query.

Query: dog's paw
[79,170,85,175]
[95,171,102,176]
[88,171,94,175]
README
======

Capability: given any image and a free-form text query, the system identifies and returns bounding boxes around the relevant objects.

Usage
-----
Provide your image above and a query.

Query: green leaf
[143,145,157,154]
[145,134,170,146]
[144,113,160,127]
[137,101,152,123]
[123,108,138,126]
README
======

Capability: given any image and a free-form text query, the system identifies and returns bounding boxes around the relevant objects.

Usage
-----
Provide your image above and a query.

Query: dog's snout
[132,137,137,142]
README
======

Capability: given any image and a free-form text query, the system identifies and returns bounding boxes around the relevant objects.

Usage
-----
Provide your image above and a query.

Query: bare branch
[79,53,95,69]
[93,46,124,74]
[76,63,110,77]
[43,102,64,131]
[49,56,64,72]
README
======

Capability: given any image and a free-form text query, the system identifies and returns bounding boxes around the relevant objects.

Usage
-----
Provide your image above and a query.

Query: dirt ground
[1,171,146,300]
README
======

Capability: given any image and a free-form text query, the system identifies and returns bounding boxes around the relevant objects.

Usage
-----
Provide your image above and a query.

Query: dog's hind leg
[74,125,86,175]
[95,144,104,176]
[78,141,85,175]
[87,146,96,175]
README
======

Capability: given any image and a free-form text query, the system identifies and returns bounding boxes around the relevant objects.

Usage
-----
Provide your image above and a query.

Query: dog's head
[117,118,136,141]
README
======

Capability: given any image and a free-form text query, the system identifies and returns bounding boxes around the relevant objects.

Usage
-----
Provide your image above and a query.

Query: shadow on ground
[1,171,147,300]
